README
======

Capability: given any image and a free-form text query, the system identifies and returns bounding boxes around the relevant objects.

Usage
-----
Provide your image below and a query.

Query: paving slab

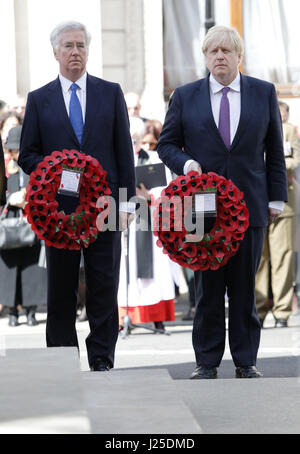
[0,347,91,434]
[175,377,300,434]
[82,369,202,434]
[0,300,299,434]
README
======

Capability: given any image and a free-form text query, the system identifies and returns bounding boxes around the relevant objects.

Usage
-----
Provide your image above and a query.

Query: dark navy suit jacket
[18,74,136,209]
[157,73,288,227]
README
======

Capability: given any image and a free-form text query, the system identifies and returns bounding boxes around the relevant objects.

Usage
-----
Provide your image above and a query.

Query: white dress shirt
[183,72,283,211]
[209,72,241,144]
[58,72,135,214]
[59,72,87,121]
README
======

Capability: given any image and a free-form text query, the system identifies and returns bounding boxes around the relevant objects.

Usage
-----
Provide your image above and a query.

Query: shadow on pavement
[119,356,300,380]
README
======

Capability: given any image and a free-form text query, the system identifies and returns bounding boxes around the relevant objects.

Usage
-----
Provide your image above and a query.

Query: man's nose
[71,45,80,54]
[216,50,224,59]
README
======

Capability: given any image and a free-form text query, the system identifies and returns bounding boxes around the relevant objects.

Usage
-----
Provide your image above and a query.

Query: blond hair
[202,25,244,55]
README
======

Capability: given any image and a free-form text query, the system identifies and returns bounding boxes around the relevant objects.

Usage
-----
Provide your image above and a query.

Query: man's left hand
[119,211,135,231]
[268,207,282,224]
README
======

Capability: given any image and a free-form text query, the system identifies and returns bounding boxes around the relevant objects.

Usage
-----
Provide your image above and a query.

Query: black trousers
[192,227,265,368]
[45,230,121,368]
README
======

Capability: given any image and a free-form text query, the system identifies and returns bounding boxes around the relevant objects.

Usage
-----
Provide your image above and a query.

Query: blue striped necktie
[69,83,83,144]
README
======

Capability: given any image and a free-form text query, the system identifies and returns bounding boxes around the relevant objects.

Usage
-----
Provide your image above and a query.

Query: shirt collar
[59,72,87,94]
[209,72,241,94]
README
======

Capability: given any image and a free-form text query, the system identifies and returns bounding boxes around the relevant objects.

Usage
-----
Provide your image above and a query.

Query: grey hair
[202,25,244,55]
[50,21,91,50]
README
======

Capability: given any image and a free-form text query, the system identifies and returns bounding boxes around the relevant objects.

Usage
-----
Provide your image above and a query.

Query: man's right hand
[187,161,202,175]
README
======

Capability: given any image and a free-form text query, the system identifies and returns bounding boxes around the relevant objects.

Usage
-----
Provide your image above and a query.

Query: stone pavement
[0,294,300,435]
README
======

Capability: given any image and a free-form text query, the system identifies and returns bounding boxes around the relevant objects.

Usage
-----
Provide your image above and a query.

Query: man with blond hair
[158,25,287,379]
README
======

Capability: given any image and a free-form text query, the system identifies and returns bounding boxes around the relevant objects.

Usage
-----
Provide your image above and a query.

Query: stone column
[101,0,144,93]
[124,0,145,93]
[140,0,165,122]
[0,0,17,104]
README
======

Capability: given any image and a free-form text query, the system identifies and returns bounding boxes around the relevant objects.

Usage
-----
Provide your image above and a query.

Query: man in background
[255,101,300,327]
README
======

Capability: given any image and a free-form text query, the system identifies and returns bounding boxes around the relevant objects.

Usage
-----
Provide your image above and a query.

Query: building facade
[0,0,300,124]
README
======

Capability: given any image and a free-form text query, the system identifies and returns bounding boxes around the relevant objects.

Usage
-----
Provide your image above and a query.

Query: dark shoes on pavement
[27,312,38,326]
[190,365,218,379]
[8,307,38,327]
[90,358,112,372]
[235,366,263,378]
[154,321,166,332]
[8,315,19,327]
[275,318,288,328]
[259,317,289,328]
[190,364,263,379]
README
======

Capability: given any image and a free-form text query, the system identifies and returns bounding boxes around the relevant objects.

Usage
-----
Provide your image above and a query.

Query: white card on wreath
[195,193,216,213]
[58,169,82,196]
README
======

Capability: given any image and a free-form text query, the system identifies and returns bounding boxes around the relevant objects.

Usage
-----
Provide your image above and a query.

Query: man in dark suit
[18,21,136,371]
[157,25,288,379]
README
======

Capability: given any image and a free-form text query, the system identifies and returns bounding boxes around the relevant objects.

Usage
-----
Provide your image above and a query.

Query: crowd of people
[0,23,299,381]
[0,99,47,326]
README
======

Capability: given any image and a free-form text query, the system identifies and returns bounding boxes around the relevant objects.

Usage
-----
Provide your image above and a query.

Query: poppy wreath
[153,171,249,271]
[25,149,111,250]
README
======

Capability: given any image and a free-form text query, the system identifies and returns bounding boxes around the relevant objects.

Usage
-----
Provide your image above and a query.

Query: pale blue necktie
[218,86,230,149]
[69,83,84,144]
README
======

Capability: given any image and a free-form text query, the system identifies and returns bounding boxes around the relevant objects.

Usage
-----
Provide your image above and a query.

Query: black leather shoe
[275,318,288,328]
[27,313,38,326]
[8,315,19,327]
[235,366,263,378]
[190,365,217,379]
[154,321,165,332]
[90,358,112,372]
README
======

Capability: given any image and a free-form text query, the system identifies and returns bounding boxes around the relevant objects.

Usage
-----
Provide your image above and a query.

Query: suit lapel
[47,77,81,147]
[81,75,104,147]
[230,73,250,151]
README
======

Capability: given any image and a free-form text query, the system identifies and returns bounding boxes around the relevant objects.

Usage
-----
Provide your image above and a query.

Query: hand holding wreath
[25,149,111,250]
[153,171,249,271]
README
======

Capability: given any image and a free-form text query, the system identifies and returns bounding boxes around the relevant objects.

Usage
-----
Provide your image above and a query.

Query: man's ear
[53,48,58,61]
[238,53,243,68]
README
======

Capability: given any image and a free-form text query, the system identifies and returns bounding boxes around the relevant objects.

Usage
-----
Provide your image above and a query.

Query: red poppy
[237,208,249,221]
[232,231,244,241]
[196,247,208,260]
[230,241,240,253]
[211,245,226,259]
[217,206,231,220]
[51,150,65,161]
[213,228,231,245]
[182,243,198,258]
[26,181,43,199]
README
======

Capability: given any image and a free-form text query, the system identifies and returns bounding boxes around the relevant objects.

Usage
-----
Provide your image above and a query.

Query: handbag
[0,201,37,250]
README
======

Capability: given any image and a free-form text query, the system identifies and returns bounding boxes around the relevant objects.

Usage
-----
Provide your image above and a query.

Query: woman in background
[0,126,46,326]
